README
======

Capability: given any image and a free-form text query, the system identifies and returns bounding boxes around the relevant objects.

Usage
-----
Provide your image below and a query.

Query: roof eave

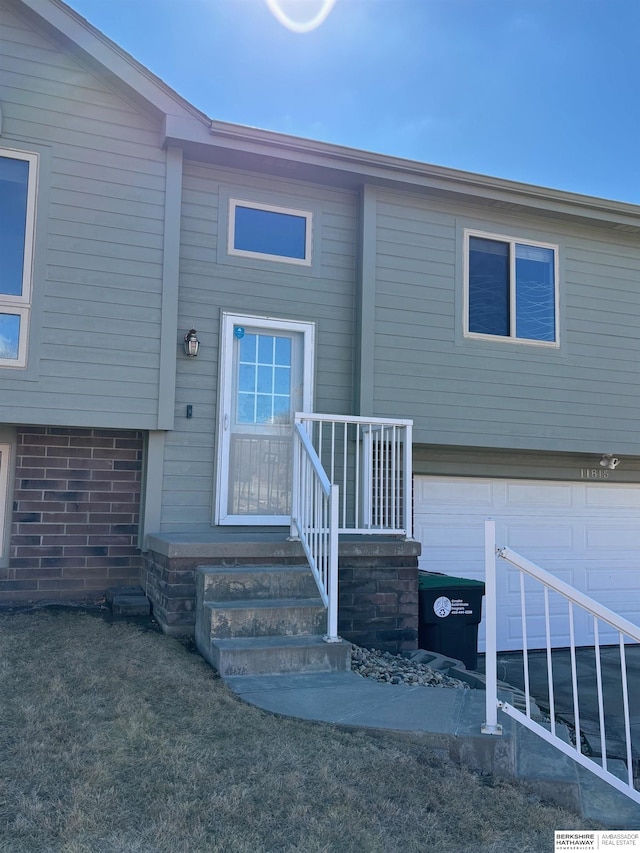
[164,115,640,230]
[17,0,640,232]
[16,0,211,125]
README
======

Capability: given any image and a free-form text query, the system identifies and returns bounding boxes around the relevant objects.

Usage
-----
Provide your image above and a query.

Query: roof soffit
[167,119,640,235]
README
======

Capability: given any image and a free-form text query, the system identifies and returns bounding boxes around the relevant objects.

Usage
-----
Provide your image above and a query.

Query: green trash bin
[418,572,485,670]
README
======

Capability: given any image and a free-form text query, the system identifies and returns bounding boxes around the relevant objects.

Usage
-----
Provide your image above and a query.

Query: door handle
[224,413,229,430]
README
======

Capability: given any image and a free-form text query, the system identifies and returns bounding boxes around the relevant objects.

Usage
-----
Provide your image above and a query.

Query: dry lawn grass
[0,608,594,852]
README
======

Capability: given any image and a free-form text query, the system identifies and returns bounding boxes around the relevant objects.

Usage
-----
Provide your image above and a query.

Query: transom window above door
[228,199,312,265]
[465,230,558,345]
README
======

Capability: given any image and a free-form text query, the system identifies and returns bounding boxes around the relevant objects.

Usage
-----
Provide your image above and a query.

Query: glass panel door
[228,328,302,517]
[216,314,314,525]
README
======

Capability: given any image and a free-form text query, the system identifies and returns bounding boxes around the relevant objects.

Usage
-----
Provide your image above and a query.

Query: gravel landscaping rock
[351,645,470,689]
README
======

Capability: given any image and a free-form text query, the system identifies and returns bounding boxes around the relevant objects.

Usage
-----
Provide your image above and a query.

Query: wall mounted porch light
[183,329,200,358]
[599,453,620,470]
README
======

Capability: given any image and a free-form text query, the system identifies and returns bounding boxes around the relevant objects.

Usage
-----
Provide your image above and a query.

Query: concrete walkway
[227,670,488,734]
[226,658,640,829]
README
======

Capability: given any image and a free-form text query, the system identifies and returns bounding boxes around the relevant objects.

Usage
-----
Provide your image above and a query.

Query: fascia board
[16,0,210,124]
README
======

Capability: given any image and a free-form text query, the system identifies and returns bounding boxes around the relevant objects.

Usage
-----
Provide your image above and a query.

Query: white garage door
[414,476,640,651]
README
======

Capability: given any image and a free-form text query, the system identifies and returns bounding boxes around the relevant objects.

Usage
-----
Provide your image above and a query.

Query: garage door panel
[586,526,640,550]
[615,608,640,630]
[415,475,640,650]
[415,520,485,548]
[414,478,494,506]
[419,557,485,579]
[419,559,482,576]
[505,569,575,595]
[586,569,640,593]
[502,591,591,650]
[585,486,640,509]
[582,604,640,637]
[503,617,575,650]
[581,620,621,647]
[506,483,573,508]
[497,600,635,651]
[504,524,574,551]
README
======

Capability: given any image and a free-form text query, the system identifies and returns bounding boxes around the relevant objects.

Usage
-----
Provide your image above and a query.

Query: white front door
[216,313,315,525]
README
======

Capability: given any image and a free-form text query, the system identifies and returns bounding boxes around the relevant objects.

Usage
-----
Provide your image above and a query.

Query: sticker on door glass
[434,596,452,618]
[234,326,245,339]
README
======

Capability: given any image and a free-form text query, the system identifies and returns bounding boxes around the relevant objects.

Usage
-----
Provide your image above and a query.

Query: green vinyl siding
[0,0,167,428]
[159,162,358,532]
[372,189,640,455]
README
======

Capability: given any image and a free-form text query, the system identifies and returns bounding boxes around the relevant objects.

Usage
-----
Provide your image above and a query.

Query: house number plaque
[580,469,609,479]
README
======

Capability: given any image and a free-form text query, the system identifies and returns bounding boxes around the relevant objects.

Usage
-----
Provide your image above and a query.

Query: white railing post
[291,422,341,644]
[482,519,502,735]
[404,423,413,539]
[325,484,340,642]
[290,424,300,540]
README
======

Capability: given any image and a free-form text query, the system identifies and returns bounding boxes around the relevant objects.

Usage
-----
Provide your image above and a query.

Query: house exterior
[2,0,640,654]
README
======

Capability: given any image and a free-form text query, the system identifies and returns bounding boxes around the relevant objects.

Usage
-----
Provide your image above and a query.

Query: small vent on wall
[611,223,640,233]
[486,199,521,211]
[261,156,299,171]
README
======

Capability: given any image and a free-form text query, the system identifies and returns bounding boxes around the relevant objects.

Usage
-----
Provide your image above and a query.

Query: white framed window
[0,149,37,368]
[464,229,559,345]
[228,199,312,266]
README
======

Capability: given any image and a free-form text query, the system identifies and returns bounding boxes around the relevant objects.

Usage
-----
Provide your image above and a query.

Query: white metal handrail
[295,413,413,537]
[290,422,339,642]
[483,520,640,806]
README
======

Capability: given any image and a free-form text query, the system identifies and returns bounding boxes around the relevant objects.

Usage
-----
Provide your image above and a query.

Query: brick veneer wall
[337,558,419,654]
[143,551,198,635]
[1,427,143,601]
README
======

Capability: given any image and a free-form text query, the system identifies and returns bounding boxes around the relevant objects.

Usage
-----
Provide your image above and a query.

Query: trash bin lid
[418,571,485,592]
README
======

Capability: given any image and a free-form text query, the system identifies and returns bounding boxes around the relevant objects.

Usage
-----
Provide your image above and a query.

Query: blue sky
[66,0,640,204]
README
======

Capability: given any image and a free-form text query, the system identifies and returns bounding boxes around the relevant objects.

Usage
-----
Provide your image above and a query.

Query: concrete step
[111,594,151,617]
[512,712,640,825]
[196,565,319,602]
[105,585,151,616]
[200,598,327,639]
[105,585,146,604]
[194,563,341,681]
[207,635,351,679]
[576,759,640,827]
